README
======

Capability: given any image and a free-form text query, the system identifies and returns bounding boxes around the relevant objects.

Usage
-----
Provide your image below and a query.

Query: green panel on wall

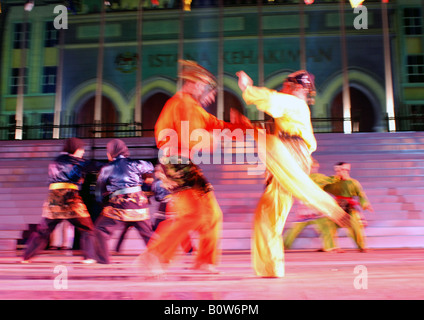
[4,96,55,112]
[77,24,122,39]
[404,87,424,100]
[263,14,304,30]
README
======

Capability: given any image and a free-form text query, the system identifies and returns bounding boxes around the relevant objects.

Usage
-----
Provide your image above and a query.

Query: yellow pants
[332,210,367,250]
[284,217,337,251]
[253,178,292,278]
[252,133,349,278]
[147,189,222,266]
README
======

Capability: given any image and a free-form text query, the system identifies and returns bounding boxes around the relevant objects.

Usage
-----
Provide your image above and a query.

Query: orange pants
[147,189,222,266]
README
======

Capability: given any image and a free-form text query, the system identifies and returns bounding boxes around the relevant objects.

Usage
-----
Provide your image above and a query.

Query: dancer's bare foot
[191,263,220,274]
[134,251,165,278]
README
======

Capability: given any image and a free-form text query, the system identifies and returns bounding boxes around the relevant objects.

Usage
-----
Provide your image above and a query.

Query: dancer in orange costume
[138,60,250,275]
[237,70,350,278]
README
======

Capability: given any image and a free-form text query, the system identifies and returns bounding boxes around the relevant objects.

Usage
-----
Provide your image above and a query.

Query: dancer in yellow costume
[237,70,350,278]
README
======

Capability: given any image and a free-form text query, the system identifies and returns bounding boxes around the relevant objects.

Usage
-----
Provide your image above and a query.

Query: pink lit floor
[0,249,423,300]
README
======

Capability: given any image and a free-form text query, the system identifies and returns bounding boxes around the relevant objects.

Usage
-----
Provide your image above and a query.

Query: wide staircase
[1,132,424,253]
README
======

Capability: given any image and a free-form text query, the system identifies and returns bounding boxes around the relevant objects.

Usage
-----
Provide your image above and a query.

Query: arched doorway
[206,90,245,121]
[330,87,377,133]
[141,92,171,137]
[75,96,118,138]
[223,91,245,122]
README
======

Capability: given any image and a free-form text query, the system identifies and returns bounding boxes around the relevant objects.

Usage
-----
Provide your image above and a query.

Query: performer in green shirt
[284,160,341,252]
[324,162,374,252]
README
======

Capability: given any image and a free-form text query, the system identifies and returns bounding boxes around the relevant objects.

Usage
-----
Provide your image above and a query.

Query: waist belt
[111,186,142,198]
[335,196,360,207]
[49,182,79,190]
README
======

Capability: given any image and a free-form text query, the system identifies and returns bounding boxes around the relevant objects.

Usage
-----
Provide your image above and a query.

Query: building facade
[0,0,423,139]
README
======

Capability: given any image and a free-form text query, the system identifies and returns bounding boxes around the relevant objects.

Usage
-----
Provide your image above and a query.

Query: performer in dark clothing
[94,139,154,264]
[22,138,99,264]
[114,173,154,253]
[151,164,195,254]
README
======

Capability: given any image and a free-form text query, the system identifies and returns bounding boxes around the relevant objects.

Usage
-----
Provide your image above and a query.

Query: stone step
[0,231,22,239]
[0,167,48,175]
[199,160,424,174]
[200,168,424,180]
[0,187,48,194]
[99,234,424,252]
[315,142,424,153]
[217,201,424,212]
[2,172,424,187]
[224,219,424,229]
[222,211,424,222]
[0,182,50,188]
[286,236,424,250]
[0,193,46,201]
[0,240,17,251]
[0,200,45,208]
[0,149,158,161]
[206,176,424,187]
[0,215,40,225]
[0,208,43,216]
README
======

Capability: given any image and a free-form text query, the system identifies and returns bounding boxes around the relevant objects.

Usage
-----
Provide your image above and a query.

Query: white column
[299,0,307,71]
[257,0,264,121]
[340,0,352,134]
[94,1,106,138]
[15,11,29,140]
[53,28,64,139]
[217,0,224,120]
[134,0,143,136]
[382,1,396,132]
[177,5,184,91]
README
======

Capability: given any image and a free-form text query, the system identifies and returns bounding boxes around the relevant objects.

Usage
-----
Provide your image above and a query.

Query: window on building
[42,66,57,93]
[407,55,424,83]
[40,113,54,139]
[7,115,16,140]
[10,68,28,95]
[409,104,424,131]
[45,21,59,47]
[403,7,423,35]
[13,23,31,49]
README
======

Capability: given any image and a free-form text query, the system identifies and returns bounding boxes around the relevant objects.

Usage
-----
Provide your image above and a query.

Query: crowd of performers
[20,60,373,278]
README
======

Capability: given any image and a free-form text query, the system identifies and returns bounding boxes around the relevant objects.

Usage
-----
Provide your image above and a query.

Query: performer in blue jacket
[94,139,154,264]
[22,138,99,264]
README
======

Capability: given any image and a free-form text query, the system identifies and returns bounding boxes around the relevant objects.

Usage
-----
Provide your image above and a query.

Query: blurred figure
[237,70,350,278]
[114,173,154,254]
[151,164,195,254]
[94,139,154,264]
[22,138,98,263]
[324,162,374,252]
[151,165,171,231]
[138,60,251,276]
[284,160,342,252]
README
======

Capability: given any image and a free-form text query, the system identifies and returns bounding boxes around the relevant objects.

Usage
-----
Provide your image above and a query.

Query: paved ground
[0,248,423,301]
